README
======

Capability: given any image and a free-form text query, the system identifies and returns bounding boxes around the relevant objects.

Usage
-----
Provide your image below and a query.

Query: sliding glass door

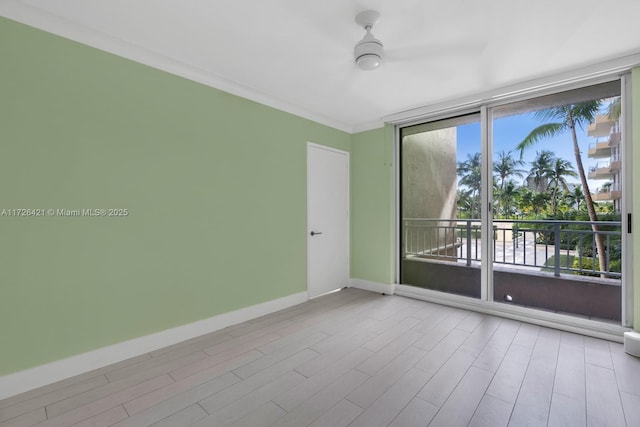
[399,78,630,325]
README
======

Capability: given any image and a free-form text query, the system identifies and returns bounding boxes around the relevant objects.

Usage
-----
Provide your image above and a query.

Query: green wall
[0,17,350,376]
[350,126,395,285]
[633,67,640,331]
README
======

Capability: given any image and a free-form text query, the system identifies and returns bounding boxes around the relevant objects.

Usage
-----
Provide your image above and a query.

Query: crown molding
[0,1,356,134]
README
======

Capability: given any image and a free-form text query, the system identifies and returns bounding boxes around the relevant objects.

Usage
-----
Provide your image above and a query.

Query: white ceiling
[2,0,640,132]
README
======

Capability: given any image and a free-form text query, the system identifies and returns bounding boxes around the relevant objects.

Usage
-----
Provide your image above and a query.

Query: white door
[307,143,349,298]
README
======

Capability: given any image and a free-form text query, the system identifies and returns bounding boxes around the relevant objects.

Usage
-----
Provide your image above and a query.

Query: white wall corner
[349,278,396,295]
[0,291,308,401]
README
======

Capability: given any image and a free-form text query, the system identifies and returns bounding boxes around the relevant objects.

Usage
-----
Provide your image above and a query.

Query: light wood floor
[1,288,639,427]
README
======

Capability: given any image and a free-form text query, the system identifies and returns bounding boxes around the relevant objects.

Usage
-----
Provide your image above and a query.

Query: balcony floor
[0,288,638,427]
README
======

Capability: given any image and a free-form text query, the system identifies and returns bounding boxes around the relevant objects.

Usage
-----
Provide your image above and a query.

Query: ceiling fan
[353,10,486,72]
[353,10,384,71]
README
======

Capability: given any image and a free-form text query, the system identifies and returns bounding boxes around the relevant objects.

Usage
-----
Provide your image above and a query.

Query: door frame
[306,142,350,299]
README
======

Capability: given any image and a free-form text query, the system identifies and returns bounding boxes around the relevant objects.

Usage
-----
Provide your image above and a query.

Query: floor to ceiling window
[399,78,631,327]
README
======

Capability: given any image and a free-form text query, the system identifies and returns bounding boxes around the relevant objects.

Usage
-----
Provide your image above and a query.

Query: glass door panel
[491,81,623,322]
[400,113,482,298]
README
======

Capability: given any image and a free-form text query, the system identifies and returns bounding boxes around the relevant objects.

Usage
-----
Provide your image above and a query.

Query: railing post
[554,222,561,277]
[466,220,472,266]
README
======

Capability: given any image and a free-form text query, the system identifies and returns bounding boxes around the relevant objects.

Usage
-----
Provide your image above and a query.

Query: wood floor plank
[620,391,640,427]
[170,333,280,381]
[45,352,205,419]
[584,336,614,369]
[361,316,421,353]
[0,372,111,411]
[553,335,586,402]
[346,346,426,409]
[39,375,175,427]
[308,400,363,427]
[0,407,46,427]
[276,347,372,411]
[125,350,263,415]
[508,329,560,426]
[69,406,129,427]
[456,312,487,333]
[468,395,512,427]
[105,348,207,383]
[428,366,494,427]
[585,363,626,426]
[232,332,326,379]
[609,341,640,397]
[112,372,240,427]
[198,349,318,415]
[296,330,376,378]
[463,316,503,353]
[547,393,586,427]
[486,343,533,404]
[413,313,467,351]
[227,402,286,427]
[417,345,478,407]
[357,330,423,377]
[149,404,207,427]
[413,328,470,376]
[270,369,369,427]
[348,367,433,427]
[0,375,108,423]
[196,371,305,426]
[511,323,540,348]
[388,397,438,427]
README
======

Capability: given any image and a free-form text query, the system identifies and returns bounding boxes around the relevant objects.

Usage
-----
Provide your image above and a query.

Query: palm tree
[547,157,577,217]
[500,179,520,218]
[494,150,526,191]
[526,150,554,192]
[517,100,607,274]
[565,186,585,211]
[457,153,482,218]
[493,150,526,215]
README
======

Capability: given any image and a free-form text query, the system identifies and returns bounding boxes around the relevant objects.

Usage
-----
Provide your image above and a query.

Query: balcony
[592,183,621,201]
[402,218,622,320]
[588,161,616,179]
[588,140,611,158]
[587,115,619,138]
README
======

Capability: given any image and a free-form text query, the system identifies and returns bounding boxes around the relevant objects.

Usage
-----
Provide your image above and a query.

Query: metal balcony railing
[403,218,622,278]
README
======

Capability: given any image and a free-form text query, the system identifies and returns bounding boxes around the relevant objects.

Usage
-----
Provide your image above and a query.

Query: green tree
[532,192,551,216]
[457,153,482,218]
[517,101,607,274]
[526,150,554,192]
[516,187,535,215]
[547,157,577,217]
[493,150,526,216]
[565,186,585,211]
[500,179,520,218]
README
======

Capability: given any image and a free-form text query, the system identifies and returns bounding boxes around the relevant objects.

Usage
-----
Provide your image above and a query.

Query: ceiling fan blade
[385,40,486,62]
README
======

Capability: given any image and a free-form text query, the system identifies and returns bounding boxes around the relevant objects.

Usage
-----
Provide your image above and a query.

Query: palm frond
[516,123,565,157]
[571,100,601,129]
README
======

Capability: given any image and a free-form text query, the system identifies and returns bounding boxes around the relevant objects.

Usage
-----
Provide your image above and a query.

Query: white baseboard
[349,278,396,295]
[0,291,308,400]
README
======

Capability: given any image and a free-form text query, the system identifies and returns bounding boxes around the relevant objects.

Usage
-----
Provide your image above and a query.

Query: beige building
[587,114,621,211]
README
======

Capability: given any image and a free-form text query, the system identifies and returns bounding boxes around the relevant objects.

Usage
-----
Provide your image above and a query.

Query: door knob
[310,231,323,236]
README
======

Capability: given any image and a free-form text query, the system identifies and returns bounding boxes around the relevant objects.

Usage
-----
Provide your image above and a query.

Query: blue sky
[456,112,606,191]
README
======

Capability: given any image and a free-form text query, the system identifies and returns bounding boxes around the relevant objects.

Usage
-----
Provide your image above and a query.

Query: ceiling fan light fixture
[356,53,382,70]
